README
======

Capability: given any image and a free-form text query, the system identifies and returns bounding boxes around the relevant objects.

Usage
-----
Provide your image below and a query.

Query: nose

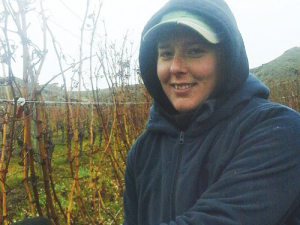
[170,56,187,75]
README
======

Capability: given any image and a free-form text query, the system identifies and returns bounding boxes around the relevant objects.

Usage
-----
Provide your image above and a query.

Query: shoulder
[245,97,300,124]
[236,99,300,157]
[220,97,300,157]
[126,129,153,164]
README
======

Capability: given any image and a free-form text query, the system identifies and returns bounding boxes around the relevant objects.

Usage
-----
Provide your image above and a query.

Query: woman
[123,0,300,224]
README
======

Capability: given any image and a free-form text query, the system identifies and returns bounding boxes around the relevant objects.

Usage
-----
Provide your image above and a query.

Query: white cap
[143,10,220,44]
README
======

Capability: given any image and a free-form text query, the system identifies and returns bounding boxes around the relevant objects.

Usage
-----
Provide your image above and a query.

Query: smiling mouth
[173,84,194,90]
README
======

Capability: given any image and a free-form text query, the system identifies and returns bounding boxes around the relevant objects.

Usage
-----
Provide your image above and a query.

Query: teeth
[174,84,192,90]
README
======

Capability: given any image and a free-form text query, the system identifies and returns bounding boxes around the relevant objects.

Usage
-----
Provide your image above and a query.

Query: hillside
[250,46,300,82]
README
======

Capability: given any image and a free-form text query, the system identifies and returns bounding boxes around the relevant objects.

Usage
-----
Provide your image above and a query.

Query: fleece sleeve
[123,143,139,225]
[164,108,300,225]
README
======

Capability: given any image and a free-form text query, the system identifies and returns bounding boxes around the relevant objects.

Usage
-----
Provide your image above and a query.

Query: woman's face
[157,27,220,113]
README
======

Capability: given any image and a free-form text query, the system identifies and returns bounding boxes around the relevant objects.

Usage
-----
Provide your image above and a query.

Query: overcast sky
[102,0,300,69]
[44,0,300,69]
[3,0,300,87]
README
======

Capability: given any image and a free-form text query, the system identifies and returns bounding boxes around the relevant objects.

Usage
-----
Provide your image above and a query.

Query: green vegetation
[251,47,300,83]
[3,96,151,224]
[251,47,300,111]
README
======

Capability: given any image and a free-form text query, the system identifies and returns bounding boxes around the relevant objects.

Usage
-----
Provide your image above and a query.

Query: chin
[176,106,197,113]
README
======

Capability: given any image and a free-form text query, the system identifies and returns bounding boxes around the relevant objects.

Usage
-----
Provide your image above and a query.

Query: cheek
[200,57,218,78]
[157,61,169,82]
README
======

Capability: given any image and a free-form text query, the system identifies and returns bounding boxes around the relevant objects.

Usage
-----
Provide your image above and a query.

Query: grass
[4,134,126,224]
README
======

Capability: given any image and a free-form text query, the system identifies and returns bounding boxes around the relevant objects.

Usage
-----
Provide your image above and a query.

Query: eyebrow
[157,42,170,49]
[158,40,203,49]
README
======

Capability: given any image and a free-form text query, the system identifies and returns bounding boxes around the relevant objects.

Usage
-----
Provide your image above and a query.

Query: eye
[158,49,174,60]
[187,46,205,57]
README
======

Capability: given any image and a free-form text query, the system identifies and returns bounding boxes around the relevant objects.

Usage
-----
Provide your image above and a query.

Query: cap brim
[143,19,220,44]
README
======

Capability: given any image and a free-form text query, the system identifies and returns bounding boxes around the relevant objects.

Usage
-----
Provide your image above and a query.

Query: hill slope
[250,47,300,82]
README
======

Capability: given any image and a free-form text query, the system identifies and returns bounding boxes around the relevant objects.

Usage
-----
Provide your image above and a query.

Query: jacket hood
[139,0,249,114]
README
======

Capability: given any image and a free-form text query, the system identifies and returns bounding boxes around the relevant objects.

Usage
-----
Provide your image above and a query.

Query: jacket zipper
[179,131,185,145]
[171,131,185,220]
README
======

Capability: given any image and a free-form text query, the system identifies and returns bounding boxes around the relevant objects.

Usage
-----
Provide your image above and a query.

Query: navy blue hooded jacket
[123,0,300,224]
